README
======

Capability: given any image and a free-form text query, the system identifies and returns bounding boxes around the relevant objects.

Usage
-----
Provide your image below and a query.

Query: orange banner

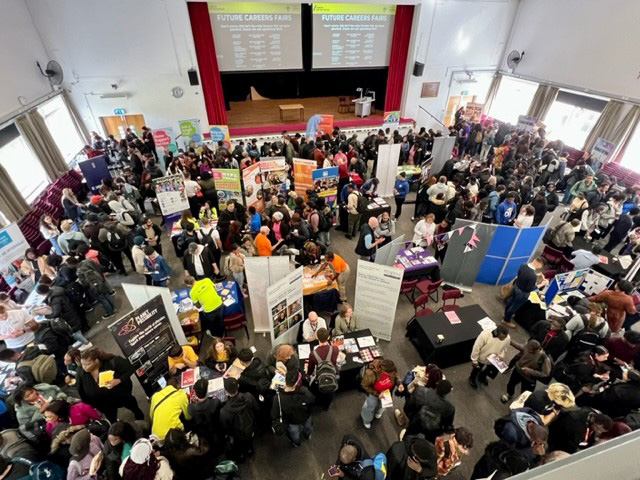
[293,158,316,200]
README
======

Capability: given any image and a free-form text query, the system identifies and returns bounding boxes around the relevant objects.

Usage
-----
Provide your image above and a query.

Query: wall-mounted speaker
[413,62,425,77]
[188,68,199,86]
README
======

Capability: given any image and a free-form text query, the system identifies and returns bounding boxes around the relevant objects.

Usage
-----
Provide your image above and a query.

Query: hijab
[122,439,159,480]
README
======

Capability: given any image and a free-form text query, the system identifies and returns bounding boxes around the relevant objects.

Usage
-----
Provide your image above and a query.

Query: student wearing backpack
[271,369,315,447]
[220,377,259,461]
[386,436,437,480]
[98,221,134,275]
[76,258,116,319]
[307,328,341,410]
[36,284,90,345]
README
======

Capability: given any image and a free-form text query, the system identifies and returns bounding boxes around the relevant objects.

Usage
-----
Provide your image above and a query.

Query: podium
[353,97,372,117]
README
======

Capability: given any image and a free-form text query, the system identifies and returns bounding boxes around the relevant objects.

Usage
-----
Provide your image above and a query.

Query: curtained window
[487,76,538,125]
[620,127,640,171]
[544,91,606,149]
[38,96,84,165]
[0,133,49,203]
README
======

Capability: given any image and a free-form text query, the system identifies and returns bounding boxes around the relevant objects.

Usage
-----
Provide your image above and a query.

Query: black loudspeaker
[413,61,425,77]
[188,69,199,86]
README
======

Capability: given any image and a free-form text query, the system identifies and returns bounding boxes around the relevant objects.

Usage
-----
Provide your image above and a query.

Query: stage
[227,96,388,136]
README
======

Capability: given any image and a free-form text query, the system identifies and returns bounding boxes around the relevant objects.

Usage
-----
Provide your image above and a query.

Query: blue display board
[78,155,110,191]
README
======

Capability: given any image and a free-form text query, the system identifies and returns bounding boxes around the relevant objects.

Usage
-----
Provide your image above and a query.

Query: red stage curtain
[187,2,227,125]
[384,5,415,112]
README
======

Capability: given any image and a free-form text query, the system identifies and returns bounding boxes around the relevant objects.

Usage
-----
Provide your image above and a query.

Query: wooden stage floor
[226,96,382,128]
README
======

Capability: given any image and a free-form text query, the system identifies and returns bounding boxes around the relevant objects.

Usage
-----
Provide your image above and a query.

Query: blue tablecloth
[172,279,243,316]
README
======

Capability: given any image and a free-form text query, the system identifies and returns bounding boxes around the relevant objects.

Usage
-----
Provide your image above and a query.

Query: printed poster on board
[312,166,339,207]
[259,157,289,198]
[292,158,316,200]
[153,174,190,216]
[153,127,177,155]
[211,168,243,209]
[242,162,264,212]
[177,118,202,148]
[516,115,537,133]
[0,223,30,271]
[268,267,304,345]
[383,111,401,128]
[209,125,231,149]
[108,295,177,396]
[591,137,616,170]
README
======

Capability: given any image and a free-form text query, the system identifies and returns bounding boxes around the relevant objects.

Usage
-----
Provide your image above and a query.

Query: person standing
[77,347,145,423]
[307,328,340,410]
[469,325,511,389]
[143,246,172,287]
[272,369,315,447]
[355,217,385,261]
[588,280,636,333]
[183,242,220,280]
[501,340,551,404]
[496,193,517,225]
[360,359,403,429]
[220,377,259,461]
[345,185,362,240]
[529,317,570,362]
[604,207,640,252]
[76,258,116,320]
[503,257,546,328]
[313,250,350,301]
[185,275,224,337]
[393,172,410,220]
[255,226,282,256]
[149,376,191,440]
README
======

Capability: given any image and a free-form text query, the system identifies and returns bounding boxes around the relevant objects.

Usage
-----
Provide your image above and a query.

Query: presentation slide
[208,2,302,72]
[312,3,396,69]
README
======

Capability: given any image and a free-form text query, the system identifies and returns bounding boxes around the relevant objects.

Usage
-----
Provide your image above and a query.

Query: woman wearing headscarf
[120,439,173,480]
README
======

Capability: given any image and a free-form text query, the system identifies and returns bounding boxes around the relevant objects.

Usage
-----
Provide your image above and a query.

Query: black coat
[33,321,72,361]
[271,386,314,425]
[44,286,82,331]
[386,436,437,480]
[548,408,595,454]
[182,246,218,279]
[530,321,570,362]
[238,358,270,397]
[219,392,259,439]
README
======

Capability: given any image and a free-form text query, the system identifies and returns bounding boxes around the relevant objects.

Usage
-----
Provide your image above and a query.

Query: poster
[177,118,202,148]
[259,157,289,198]
[211,168,243,209]
[108,295,177,396]
[209,125,231,149]
[430,136,456,180]
[242,162,264,211]
[311,166,339,207]
[376,144,402,197]
[153,127,177,154]
[292,158,316,200]
[268,267,304,345]
[153,174,190,216]
[244,257,291,333]
[591,137,616,170]
[464,102,484,121]
[516,115,537,133]
[383,111,401,129]
[317,114,334,137]
[353,260,403,341]
[0,223,29,271]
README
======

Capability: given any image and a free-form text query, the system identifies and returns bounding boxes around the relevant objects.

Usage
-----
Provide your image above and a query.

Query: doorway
[100,114,146,140]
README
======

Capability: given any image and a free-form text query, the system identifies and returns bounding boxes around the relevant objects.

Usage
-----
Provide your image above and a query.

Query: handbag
[271,391,286,436]
[373,373,394,392]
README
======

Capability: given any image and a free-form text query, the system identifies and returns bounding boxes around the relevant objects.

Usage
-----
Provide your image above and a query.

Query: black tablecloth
[571,236,623,279]
[302,329,380,391]
[514,301,546,331]
[401,265,441,282]
[406,304,487,367]
[360,201,391,226]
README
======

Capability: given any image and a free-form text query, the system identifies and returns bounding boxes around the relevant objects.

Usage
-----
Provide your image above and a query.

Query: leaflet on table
[180,367,199,388]
[409,247,424,254]
[444,311,461,325]
[207,377,226,402]
[343,338,359,353]
[487,354,508,373]
[477,317,496,331]
[223,297,235,307]
[223,358,247,379]
[298,344,311,360]
[356,336,376,348]
[597,255,609,265]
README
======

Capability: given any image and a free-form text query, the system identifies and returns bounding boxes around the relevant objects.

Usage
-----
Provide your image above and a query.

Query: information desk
[359,197,392,226]
[515,290,584,332]
[394,245,440,281]
[571,236,624,279]
[300,328,381,391]
[302,265,338,296]
[407,304,488,367]
[279,104,305,122]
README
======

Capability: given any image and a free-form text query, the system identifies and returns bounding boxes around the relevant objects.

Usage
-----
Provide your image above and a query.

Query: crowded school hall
[1,0,640,479]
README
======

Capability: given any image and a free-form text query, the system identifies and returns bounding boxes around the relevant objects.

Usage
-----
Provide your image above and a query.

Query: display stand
[375,234,405,267]
[244,256,291,333]
[268,267,304,346]
[543,268,613,306]
[78,155,110,191]
[429,136,456,177]
[377,144,402,197]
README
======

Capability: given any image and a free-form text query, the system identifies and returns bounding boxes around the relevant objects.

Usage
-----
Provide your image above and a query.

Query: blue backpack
[360,452,387,480]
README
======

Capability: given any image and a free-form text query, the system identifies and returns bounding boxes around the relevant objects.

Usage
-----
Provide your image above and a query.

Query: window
[0,135,49,203]
[621,127,640,172]
[38,96,84,164]
[487,76,538,125]
[543,91,606,149]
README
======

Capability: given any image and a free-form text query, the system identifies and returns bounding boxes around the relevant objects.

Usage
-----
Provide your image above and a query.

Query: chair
[542,245,564,266]
[223,336,236,346]
[409,293,435,325]
[400,279,419,303]
[223,312,249,339]
[543,269,558,280]
[559,256,575,273]
[416,278,443,303]
[437,288,462,312]
[338,96,350,113]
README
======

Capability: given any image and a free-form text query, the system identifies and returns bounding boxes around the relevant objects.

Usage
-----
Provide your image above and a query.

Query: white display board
[377,143,402,197]
[268,267,304,346]
[0,223,29,271]
[152,174,190,216]
[375,235,405,267]
[121,283,187,344]
[516,114,537,133]
[244,256,291,332]
[430,136,456,178]
[354,260,403,341]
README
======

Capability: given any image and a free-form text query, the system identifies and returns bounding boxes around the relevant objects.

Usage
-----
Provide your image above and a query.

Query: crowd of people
[0,114,639,480]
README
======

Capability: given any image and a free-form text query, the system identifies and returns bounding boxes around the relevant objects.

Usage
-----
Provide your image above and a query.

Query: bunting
[423,223,481,253]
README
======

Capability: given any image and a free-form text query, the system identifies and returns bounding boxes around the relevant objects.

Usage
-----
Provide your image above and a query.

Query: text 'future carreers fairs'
[216,14,292,21]
[321,15,388,21]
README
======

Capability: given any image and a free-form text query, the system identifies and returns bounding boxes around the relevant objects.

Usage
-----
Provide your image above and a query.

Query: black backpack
[106,229,126,251]
[313,348,339,393]
[64,281,88,309]
[232,405,255,441]
[317,211,332,232]
[356,192,369,214]
[177,231,199,255]
[49,318,75,337]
